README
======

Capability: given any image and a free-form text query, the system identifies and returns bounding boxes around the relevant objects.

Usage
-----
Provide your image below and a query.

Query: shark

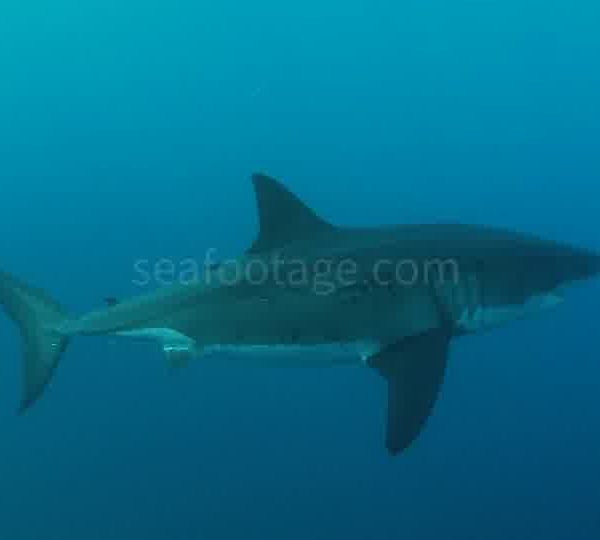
[1,174,599,455]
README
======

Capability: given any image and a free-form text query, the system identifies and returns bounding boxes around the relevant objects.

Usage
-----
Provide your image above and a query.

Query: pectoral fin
[369,329,451,455]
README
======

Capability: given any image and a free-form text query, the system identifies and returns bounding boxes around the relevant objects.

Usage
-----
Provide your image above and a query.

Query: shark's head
[451,233,600,332]
[520,241,600,293]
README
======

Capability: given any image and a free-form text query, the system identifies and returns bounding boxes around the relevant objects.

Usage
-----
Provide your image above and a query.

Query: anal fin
[164,344,195,370]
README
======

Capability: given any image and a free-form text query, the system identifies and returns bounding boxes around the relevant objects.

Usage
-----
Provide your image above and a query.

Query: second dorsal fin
[247,173,334,254]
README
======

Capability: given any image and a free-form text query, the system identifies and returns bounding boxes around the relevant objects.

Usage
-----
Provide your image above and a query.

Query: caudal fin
[0,271,70,411]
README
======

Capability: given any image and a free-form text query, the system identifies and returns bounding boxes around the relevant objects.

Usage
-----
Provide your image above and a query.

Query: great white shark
[1,174,599,455]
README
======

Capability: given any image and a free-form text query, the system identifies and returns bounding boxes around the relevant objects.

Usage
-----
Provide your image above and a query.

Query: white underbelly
[116,327,380,367]
[202,341,380,367]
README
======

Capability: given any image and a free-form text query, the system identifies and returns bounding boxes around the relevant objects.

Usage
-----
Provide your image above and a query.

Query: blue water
[1,1,599,538]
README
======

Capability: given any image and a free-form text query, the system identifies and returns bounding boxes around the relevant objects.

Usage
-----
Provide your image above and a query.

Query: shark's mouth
[456,289,565,333]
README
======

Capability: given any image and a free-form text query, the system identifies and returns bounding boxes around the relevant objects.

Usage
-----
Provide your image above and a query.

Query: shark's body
[1,174,599,454]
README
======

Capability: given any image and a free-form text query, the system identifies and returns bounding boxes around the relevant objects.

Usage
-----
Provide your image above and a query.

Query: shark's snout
[565,248,600,283]
[587,251,600,277]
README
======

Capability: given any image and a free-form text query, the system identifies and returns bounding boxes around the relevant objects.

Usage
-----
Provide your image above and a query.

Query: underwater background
[1,1,599,538]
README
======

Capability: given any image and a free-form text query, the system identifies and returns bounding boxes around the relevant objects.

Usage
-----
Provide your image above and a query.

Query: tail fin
[0,271,70,411]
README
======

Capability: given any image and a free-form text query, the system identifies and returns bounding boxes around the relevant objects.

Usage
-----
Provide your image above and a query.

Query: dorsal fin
[247,173,334,254]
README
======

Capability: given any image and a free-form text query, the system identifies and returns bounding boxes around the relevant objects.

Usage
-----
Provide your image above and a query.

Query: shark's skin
[1,174,599,455]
